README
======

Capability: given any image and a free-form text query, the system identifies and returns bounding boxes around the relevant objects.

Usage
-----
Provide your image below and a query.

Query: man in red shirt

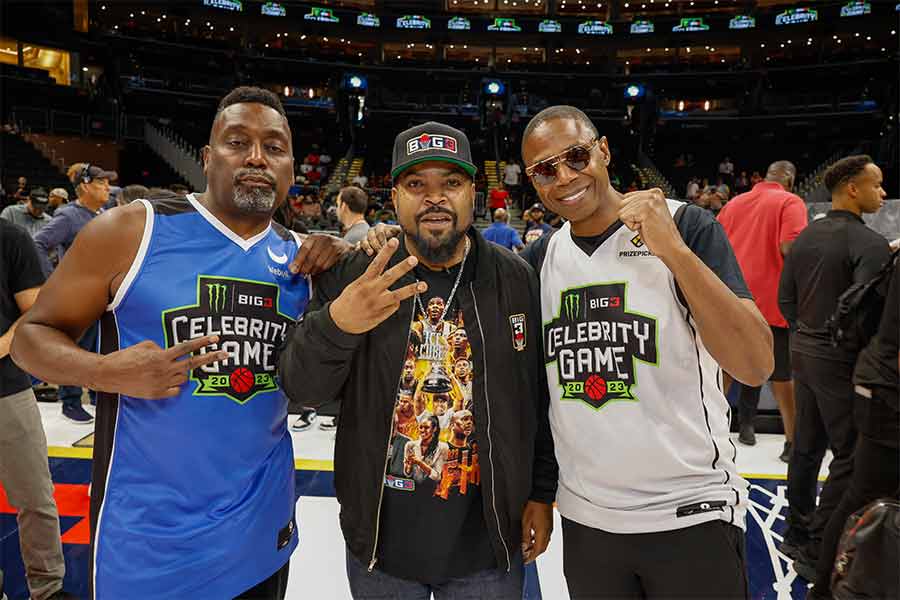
[488,184,509,211]
[718,161,808,460]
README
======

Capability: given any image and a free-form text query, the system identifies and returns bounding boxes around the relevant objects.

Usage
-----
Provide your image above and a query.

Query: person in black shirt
[0,221,69,600]
[278,122,556,598]
[808,259,900,598]
[777,154,890,576]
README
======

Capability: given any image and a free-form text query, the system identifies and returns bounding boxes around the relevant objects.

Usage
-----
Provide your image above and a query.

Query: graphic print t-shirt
[378,238,496,583]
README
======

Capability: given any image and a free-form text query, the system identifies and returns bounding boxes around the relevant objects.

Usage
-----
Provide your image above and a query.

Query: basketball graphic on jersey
[162,275,293,404]
[584,374,607,401]
[544,283,658,410]
[230,367,255,394]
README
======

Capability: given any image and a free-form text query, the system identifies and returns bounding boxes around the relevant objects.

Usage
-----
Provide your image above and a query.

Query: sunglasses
[526,138,599,186]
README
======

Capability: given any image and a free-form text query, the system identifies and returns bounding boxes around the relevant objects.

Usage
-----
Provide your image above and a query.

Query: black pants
[785,354,857,549]
[234,561,290,600]
[812,388,900,594]
[562,518,748,599]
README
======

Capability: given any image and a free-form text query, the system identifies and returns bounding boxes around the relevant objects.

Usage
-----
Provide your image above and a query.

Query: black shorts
[771,326,791,382]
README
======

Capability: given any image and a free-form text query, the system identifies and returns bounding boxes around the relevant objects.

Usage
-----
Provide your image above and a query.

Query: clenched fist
[618,188,687,262]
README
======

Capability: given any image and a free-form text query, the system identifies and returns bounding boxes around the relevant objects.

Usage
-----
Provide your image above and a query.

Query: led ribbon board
[775,8,818,25]
[488,18,522,32]
[304,7,339,23]
[630,20,654,34]
[448,17,471,31]
[578,21,613,35]
[729,15,755,29]
[673,17,710,32]
[397,15,431,29]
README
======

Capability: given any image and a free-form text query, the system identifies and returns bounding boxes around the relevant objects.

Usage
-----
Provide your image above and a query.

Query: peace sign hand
[329,238,427,335]
[93,335,229,399]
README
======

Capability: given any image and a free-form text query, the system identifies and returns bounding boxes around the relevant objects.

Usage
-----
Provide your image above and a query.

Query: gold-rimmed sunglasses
[526,138,599,186]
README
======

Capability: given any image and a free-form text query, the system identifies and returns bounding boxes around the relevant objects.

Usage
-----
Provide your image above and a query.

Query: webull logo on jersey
[162,275,293,404]
[545,283,658,410]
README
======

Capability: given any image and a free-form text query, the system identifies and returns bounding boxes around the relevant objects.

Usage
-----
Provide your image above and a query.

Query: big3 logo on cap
[407,133,458,156]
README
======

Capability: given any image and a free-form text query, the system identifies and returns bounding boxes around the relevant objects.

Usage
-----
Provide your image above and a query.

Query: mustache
[233,169,276,186]
[416,206,456,222]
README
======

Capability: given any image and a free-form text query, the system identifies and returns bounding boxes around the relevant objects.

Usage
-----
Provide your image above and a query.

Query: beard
[232,169,276,214]
[409,210,466,264]
[233,183,276,214]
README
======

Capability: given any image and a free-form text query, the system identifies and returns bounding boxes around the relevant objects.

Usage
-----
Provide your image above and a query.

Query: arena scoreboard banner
[357,12,379,27]
[396,15,431,30]
[304,6,339,23]
[202,0,242,11]
[673,17,710,32]
[539,19,562,33]
[840,1,871,17]
[578,20,613,36]
[729,15,756,30]
[630,20,655,34]
[488,18,522,33]
[448,16,470,31]
[261,2,285,17]
[775,7,818,25]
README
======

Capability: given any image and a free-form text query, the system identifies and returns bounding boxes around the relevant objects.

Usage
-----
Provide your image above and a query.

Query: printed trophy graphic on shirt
[385,292,480,499]
[545,283,658,410]
[162,275,292,404]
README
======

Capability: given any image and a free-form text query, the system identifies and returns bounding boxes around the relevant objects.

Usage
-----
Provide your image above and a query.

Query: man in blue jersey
[481,208,524,252]
[12,87,349,599]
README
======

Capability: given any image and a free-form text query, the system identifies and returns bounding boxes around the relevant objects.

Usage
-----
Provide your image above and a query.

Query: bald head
[522,105,598,154]
[766,161,796,192]
[493,208,508,223]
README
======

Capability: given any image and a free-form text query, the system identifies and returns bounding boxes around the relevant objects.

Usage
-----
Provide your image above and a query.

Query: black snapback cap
[391,121,477,180]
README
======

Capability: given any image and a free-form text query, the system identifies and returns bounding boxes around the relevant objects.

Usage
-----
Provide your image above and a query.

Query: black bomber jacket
[278,227,558,574]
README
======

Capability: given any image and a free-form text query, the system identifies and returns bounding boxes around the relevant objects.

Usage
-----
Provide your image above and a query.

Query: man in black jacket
[279,122,557,598]
[778,154,890,578]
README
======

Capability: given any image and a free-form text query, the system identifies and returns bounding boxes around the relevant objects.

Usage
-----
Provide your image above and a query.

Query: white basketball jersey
[539,199,748,534]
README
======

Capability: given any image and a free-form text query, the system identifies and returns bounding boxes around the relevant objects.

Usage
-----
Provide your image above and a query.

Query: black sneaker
[780,441,793,463]
[738,424,756,446]
[792,554,818,582]
[291,408,317,432]
[779,538,804,560]
[318,416,338,431]
[62,404,94,425]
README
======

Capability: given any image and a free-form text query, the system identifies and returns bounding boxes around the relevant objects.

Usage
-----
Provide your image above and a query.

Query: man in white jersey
[520,106,774,599]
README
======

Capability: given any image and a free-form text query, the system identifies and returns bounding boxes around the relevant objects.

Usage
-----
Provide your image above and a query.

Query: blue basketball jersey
[90,194,309,599]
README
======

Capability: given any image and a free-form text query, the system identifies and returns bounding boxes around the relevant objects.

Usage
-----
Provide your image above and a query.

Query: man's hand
[521,500,553,564]
[360,223,403,256]
[618,188,687,262]
[93,335,227,399]
[329,238,426,334]
[289,233,354,276]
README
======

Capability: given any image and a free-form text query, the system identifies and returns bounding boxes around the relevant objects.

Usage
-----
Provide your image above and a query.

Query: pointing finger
[166,335,220,359]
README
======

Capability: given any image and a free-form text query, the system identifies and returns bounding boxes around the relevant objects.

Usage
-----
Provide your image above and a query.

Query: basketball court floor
[0,402,829,600]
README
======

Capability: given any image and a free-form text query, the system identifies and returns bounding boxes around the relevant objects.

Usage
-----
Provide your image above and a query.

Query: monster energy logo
[207,283,228,312]
[563,292,580,320]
